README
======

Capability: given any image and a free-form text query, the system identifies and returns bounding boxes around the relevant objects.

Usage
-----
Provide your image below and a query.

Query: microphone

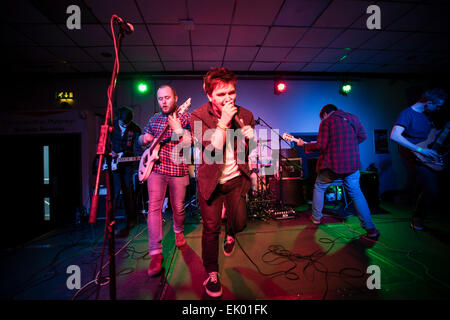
[112,15,134,34]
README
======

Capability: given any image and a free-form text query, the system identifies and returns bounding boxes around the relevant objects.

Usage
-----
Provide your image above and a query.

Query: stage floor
[1,201,449,301]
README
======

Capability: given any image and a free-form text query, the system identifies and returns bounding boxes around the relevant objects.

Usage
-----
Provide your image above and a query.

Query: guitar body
[413,129,444,171]
[138,144,160,182]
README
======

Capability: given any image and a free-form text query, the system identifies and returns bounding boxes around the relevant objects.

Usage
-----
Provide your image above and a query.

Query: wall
[3,73,436,200]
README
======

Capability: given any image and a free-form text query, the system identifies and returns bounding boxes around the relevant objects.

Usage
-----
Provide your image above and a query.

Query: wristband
[416,147,422,153]
[217,120,228,131]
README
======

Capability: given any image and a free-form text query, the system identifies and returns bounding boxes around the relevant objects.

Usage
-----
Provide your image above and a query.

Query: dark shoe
[175,232,186,247]
[310,215,321,225]
[366,228,380,239]
[147,253,163,277]
[223,235,235,256]
[203,272,222,297]
[411,218,424,231]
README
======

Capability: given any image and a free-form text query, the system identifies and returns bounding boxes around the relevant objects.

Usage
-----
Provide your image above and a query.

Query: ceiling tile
[388,33,440,51]
[351,64,382,73]
[148,25,189,45]
[387,4,443,32]
[275,0,331,27]
[163,61,193,71]
[47,46,93,62]
[342,50,378,64]
[3,25,36,46]
[83,46,115,62]
[117,24,153,46]
[313,0,368,28]
[296,28,343,48]
[285,48,322,62]
[70,62,105,73]
[18,24,75,46]
[84,0,143,24]
[102,61,135,72]
[301,63,332,72]
[228,26,269,46]
[360,31,409,50]
[255,47,291,62]
[329,29,376,49]
[191,25,229,46]
[133,61,164,72]
[366,51,404,64]
[188,0,234,24]
[276,62,306,71]
[121,46,160,62]
[326,63,358,72]
[194,61,222,71]
[4,0,51,23]
[419,35,450,53]
[158,46,191,61]
[64,24,111,46]
[313,48,348,63]
[192,46,225,61]
[136,0,187,24]
[249,62,279,71]
[234,0,284,25]
[263,27,307,47]
[224,47,259,61]
[222,61,251,71]
[8,46,58,63]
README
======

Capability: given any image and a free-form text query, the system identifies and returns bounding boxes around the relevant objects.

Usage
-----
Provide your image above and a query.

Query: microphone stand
[89,21,127,301]
[255,116,303,208]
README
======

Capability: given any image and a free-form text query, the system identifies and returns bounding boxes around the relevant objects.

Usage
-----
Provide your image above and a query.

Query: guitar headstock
[177,98,191,115]
[282,132,296,143]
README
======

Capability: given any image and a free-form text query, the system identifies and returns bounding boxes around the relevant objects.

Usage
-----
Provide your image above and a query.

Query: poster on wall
[374,129,389,154]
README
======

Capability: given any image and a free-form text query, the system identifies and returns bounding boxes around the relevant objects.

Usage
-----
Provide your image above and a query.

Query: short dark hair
[157,84,177,97]
[203,67,237,96]
[118,106,133,124]
[420,88,447,104]
[320,104,338,119]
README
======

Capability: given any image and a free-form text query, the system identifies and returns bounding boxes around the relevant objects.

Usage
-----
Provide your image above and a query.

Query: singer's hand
[220,102,237,127]
[241,124,254,140]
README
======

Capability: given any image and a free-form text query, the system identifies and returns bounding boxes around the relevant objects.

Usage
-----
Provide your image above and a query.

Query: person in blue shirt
[390,88,447,230]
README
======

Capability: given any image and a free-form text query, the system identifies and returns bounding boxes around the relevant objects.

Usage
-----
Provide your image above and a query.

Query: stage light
[339,82,352,96]
[137,81,149,94]
[274,80,287,95]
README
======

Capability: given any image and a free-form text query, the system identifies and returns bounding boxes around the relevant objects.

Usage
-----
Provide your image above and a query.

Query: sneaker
[366,228,380,239]
[411,218,424,231]
[310,215,321,225]
[203,272,222,297]
[175,232,186,247]
[147,253,163,277]
[223,235,235,256]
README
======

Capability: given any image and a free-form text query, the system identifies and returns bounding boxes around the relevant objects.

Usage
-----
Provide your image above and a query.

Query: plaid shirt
[143,112,191,177]
[304,109,366,174]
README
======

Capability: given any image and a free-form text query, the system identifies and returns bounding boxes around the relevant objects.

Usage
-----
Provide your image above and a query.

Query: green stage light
[340,82,352,96]
[137,82,149,94]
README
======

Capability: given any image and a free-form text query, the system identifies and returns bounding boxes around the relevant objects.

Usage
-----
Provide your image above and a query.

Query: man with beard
[139,85,192,277]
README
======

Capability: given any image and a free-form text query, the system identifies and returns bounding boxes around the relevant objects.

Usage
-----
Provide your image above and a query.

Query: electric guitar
[138,98,191,182]
[282,133,300,145]
[111,153,141,171]
[412,122,450,171]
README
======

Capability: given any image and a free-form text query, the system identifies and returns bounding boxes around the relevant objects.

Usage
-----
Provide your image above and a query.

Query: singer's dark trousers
[198,175,247,274]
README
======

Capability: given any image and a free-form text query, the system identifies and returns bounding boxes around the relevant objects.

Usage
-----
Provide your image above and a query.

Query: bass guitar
[412,122,450,171]
[138,98,191,182]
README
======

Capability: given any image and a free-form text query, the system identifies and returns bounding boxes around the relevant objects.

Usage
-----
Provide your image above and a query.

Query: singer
[190,67,257,298]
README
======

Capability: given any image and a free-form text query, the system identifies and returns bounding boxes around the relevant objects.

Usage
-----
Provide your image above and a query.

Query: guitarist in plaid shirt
[296,104,379,239]
[138,85,192,277]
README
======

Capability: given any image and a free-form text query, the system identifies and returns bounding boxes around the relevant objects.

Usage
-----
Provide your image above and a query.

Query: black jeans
[112,165,137,229]
[404,159,439,220]
[198,175,247,273]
